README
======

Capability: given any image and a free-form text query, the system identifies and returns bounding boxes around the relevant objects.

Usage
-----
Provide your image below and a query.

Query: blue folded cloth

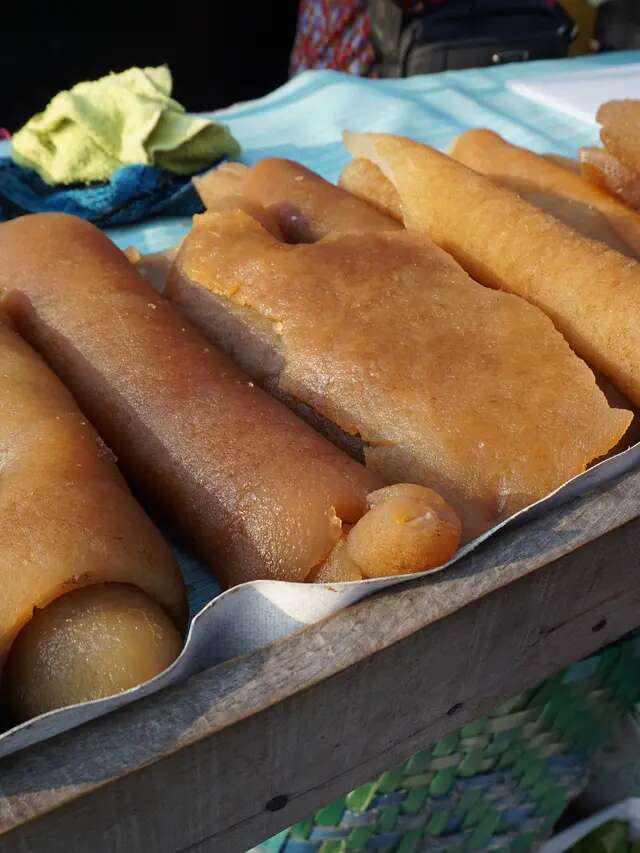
[0,158,205,227]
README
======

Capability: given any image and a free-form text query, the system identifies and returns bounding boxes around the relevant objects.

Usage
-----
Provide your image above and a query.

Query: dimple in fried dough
[449,129,640,259]
[0,319,185,719]
[0,214,457,584]
[580,147,640,213]
[167,208,630,540]
[344,131,640,410]
[196,158,400,242]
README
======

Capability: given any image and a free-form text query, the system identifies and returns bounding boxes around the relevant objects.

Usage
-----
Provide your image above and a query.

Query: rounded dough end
[4,584,183,722]
[346,485,462,577]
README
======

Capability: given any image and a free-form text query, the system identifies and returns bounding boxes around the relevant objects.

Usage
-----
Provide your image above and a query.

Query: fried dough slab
[449,129,640,259]
[0,214,457,585]
[343,131,640,410]
[0,318,185,719]
[168,208,629,539]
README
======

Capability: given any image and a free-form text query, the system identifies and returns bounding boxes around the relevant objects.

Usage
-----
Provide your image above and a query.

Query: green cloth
[12,66,240,185]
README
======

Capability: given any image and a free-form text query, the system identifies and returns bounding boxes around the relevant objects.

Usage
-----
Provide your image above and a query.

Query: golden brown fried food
[342,152,635,258]
[343,131,640,410]
[339,158,403,221]
[194,163,285,239]
[167,208,630,539]
[449,129,640,258]
[598,100,640,174]
[580,146,640,212]
[341,485,462,578]
[5,584,183,720]
[0,214,457,584]
[196,158,400,242]
[0,318,186,719]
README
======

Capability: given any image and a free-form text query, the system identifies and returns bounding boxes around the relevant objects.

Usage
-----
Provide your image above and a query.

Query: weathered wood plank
[1,467,640,853]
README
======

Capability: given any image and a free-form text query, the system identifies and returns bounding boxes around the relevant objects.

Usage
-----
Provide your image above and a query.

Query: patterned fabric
[290,0,443,77]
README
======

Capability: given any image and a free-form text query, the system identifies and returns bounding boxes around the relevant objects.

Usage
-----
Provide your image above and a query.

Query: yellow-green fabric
[12,66,240,185]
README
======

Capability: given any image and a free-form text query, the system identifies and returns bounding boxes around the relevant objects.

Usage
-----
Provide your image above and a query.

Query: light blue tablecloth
[107,50,638,253]
[1,51,637,255]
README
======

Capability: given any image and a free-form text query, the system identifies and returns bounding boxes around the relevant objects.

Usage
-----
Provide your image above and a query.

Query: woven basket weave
[255,634,640,853]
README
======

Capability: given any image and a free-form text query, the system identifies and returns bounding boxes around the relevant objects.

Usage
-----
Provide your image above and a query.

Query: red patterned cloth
[290,0,449,76]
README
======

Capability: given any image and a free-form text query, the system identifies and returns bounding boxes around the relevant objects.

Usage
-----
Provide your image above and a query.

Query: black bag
[368,0,576,77]
[595,0,640,52]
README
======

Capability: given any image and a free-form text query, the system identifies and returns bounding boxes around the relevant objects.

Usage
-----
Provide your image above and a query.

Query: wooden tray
[0,466,639,853]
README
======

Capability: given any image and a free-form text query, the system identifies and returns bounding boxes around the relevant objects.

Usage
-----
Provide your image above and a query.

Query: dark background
[1,2,300,131]
[3,1,640,133]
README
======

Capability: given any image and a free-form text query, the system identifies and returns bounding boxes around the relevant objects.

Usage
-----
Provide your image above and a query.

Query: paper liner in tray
[2,438,639,759]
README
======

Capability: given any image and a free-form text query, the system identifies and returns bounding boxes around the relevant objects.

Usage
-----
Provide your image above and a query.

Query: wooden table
[1,466,639,853]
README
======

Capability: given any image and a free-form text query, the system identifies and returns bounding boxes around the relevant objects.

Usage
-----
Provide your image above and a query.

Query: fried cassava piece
[168,206,630,540]
[450,128,640,259]
[0,318,185,720]
[342,131,640,411]
[0,213,459,586]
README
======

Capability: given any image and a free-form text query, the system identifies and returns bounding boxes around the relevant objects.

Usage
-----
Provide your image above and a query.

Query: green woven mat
[254,635,640,853]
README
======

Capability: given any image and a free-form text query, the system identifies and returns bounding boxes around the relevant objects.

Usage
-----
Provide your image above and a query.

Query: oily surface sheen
[5,584,183,721]
[0,319,186,671]
[450,129,640,259]
[0,214,380,586]
[172,210,630,539]
[345,131,640,410]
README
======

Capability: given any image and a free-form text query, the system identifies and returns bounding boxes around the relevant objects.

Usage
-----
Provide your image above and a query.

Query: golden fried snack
[167,208,629,539]
[193,161,249,207]
[597,100,640,174]
[0,318,186,719]
[5,584,182,720]
[0,214,457,584]
[580,146,640,212]
[194,165,285,239]
[449,129,640,258]
[339,158,403,221]
[339,485,462,578]
[312,485,462,582]
[196,158,400,242]
[343,131,640,409]
[342,152,635,258]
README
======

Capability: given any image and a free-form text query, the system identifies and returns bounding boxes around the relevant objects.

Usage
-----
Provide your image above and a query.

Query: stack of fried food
[2,97,640,722]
